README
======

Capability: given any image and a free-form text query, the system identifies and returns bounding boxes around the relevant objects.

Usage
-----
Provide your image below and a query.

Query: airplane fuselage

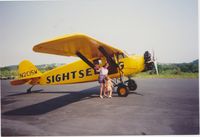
[38,55,145,85]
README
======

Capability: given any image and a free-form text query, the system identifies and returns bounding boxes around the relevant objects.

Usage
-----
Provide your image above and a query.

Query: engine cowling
[144,51,154,71]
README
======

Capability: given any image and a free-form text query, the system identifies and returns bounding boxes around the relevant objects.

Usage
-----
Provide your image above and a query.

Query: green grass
[0,69,198,79]
[134,72,199,79]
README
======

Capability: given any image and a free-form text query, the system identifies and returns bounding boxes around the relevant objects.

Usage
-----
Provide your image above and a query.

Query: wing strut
[98,46,119,74]
[98,46,118,67]
[76,51,95,69]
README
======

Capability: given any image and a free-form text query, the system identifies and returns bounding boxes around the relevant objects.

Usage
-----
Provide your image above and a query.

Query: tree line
[156,59,198,75]
[0,60,198,78]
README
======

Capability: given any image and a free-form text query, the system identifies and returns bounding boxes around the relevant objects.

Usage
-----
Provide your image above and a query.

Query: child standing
[95,63,109,98]
[104,76,113,98]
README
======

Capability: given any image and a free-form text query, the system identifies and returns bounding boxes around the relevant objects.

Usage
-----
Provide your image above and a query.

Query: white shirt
[100,67,108,76]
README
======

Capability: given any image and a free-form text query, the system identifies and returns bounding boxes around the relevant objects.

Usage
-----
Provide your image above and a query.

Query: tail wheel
[117,84,129,97]
[26,85,34,93]
[127,79,137,91]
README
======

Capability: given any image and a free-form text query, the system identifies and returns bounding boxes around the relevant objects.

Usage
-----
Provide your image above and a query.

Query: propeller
[152,50,159,75]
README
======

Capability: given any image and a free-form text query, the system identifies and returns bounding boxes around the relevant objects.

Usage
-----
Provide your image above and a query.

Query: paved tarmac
[1,78,199,136]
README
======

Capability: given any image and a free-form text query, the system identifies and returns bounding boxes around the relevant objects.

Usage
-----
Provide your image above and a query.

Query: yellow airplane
[10,33,158,97]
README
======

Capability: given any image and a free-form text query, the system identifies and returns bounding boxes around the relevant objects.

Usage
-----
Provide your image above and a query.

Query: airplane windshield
[123,50,129,57]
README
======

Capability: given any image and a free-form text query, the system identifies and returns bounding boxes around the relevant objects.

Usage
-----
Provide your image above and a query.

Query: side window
[93,58,102,65]
[117,53,125,60]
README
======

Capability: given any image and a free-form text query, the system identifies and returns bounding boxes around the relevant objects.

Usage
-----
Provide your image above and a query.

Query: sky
[0,0,198,67]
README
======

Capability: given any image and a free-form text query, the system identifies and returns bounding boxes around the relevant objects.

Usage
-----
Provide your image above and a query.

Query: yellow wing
[33,33,126,59]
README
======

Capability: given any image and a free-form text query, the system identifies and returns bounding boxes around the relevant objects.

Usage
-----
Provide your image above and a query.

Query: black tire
[117,83,129,97]
[127,79,137,91]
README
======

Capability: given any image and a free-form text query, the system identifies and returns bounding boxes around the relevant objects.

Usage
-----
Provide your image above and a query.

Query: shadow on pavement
[130,91,144,96]
[8,89,44,96]
[3,87,99,116]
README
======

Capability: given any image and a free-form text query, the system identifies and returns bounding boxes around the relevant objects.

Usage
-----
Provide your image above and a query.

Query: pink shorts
[98,75,105,83]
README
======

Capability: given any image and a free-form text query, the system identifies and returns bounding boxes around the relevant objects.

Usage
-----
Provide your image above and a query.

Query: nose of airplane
[127,54,145,74]
[144,51,154,71]
[143,51,159,74]
[144,51,153,70]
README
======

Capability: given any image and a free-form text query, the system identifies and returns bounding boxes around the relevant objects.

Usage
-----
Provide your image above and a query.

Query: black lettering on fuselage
[46,68,98,84]
[56,74,61,82]
[52,75,55,83]
[86,68,92,76]
[19,70,37,78]
[47,76,51,84]
[79,70,84,78]
[63,72,69,81]
[94,70,99,74]
[71,71,77,79]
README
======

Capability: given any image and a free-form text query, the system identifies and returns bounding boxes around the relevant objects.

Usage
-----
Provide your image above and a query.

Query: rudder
[11,60,42,85]
[18,60,42,79]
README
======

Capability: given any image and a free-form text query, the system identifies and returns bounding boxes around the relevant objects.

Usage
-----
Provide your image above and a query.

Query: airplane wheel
[127,79,137,91]
[117,83,129,97]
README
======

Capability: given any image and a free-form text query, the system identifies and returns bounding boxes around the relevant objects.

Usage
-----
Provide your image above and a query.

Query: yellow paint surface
[11,34,145,86]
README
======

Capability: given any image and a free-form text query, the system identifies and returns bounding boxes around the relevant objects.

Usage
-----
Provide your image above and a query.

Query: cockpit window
[117,53,127,60]
[118,53,124,59]
[123,50,129,57]
[93,58,102,65]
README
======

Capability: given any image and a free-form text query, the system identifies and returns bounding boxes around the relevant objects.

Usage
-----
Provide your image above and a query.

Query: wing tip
[32,46,37,52]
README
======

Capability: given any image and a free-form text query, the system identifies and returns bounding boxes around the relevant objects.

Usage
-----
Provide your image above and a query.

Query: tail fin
[11,60,42,85]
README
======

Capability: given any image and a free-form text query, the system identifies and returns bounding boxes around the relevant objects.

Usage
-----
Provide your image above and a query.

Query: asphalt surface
[1,78,199,136]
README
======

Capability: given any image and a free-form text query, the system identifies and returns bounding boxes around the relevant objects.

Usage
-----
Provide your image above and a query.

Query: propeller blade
[152,49,155,61]
[154,60,159,75]
[152,50,159,75]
